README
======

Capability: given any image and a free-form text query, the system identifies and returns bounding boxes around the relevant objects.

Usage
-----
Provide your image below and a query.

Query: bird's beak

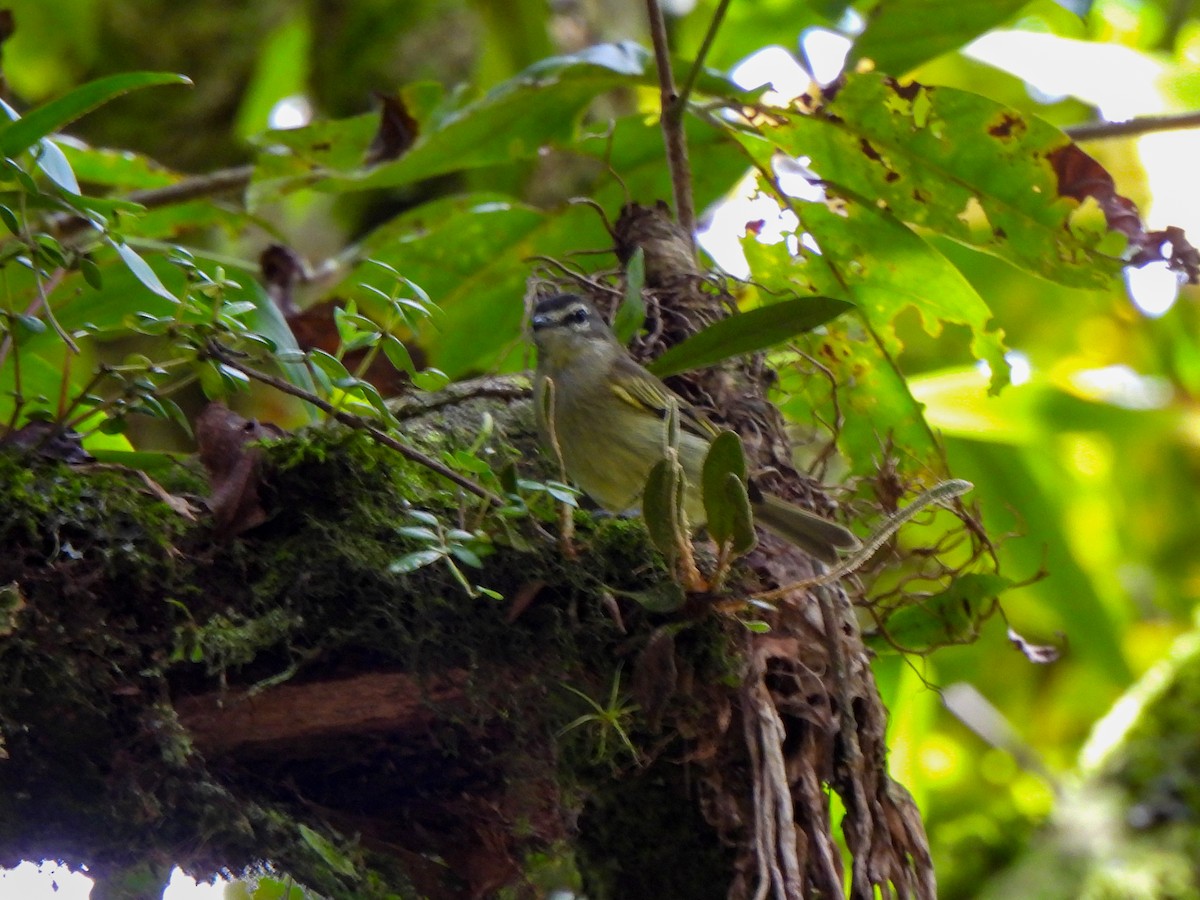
[531,314,551,331]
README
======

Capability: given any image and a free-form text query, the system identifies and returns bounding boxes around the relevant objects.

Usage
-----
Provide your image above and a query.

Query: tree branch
[676,0,731,110]
[125,164,255,208]
[645,0,695,246]
[177,670,469,756]
[204,342,504,506]
[1066,110,1200,141]
[49,165,256,241]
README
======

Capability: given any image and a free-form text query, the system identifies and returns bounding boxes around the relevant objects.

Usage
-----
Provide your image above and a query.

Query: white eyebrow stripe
[546,303,589,324]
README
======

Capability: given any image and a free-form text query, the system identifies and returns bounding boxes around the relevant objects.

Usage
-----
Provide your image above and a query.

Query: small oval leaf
[642,456,683,562]
[388,548,445,574]
[112,241,177,302]
[724,472,757,557]
[701,430,748,544]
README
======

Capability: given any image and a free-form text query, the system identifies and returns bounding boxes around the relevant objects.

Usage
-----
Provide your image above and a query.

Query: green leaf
[412,368,450,392]
[59,143,179,191]
[450,545,483,568]
[234,12,311,139]
[642,456,685,563]
[308,349,352,385]
[111,241,177,302]
[772,321,938,478]
[388,549,446,574]
[0,72,191,158]
[761,73,1126,288]
[15,314,46,335]
[297,823,358,878]
[396,525,439,542]
[87,449,181,472]
[612,246,645,345]
[647,296,852,379]
[79,256,103,289]
[724,472,757,557]
[382,335,416,375]
[757,194,1009,392]
[33,138,80,194]
[311,42,663,194]
[850,0,1029,75]
[701,430,748,545]
[615,582,686,613]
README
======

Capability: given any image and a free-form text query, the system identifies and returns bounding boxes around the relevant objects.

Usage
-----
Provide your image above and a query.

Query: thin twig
[750,480,974,603]
[1066,110,1200,141]
[645,0,695,244]
[204,342,503,506]
[45,165,256,241]
[125,164,255,208]
[676,0,732,110]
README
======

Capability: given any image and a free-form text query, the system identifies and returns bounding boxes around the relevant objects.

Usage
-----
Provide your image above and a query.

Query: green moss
[0,451,190,573]
[0,416,741,897]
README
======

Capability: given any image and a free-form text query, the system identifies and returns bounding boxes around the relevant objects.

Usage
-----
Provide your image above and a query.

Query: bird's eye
[564,307,589,326]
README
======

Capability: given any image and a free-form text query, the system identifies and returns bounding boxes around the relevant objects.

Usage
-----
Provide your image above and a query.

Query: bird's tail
[752,493,860,565]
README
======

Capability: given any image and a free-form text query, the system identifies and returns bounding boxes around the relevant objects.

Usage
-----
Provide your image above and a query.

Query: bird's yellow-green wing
[608,359,720,439]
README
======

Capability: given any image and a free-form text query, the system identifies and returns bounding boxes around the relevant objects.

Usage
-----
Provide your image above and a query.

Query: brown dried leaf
[1049,143,1199,282]
[364,91,420,166]
[259,243,309,316]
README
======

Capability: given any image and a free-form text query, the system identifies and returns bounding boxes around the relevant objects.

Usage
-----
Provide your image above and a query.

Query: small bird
[530,293,859,564]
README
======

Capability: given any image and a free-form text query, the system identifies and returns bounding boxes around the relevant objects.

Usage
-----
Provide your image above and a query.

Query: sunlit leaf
[771,321,939,477]
[759,72,1128,288]
[850,0,1029,75]
[767,195,1009,391]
